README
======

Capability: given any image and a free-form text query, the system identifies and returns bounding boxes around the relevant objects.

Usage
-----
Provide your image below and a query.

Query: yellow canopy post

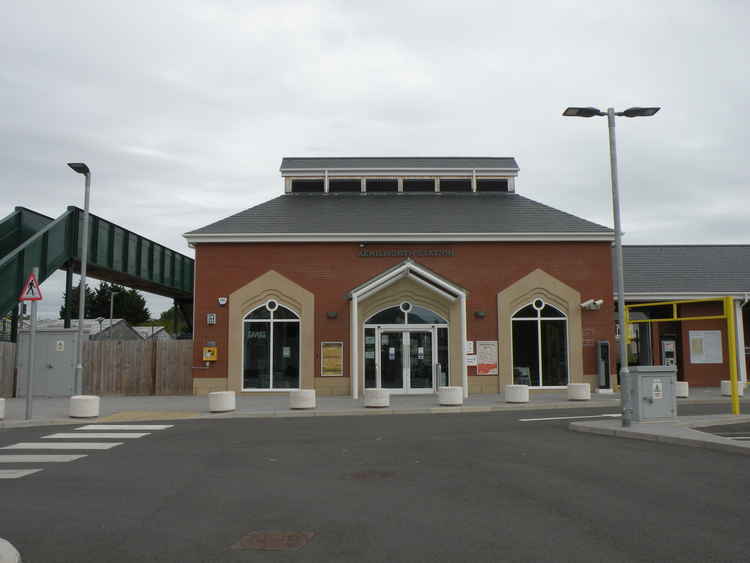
[724,296,740,415]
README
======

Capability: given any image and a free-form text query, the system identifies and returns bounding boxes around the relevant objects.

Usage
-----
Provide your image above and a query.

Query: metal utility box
[629,365,676,422]
[16,329,87,397]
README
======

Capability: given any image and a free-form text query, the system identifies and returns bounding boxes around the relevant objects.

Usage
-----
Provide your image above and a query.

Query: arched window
[512,298,568,387]
[243,300,300,390]
[364,303,448,325]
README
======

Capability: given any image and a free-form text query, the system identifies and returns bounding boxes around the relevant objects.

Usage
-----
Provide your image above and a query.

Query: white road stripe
[43,433,149,439]
[0,455,87,463]
[520,414,622,422]
[0,469,43,479]
[75,424,173,430]
[2,442,122,450]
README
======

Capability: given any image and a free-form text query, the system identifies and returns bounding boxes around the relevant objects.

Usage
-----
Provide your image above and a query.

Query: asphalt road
[1,404,749,563]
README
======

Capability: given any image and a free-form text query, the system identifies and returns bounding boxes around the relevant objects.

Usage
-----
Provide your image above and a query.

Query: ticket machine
[597,340,611,389]
[661,339,676,367]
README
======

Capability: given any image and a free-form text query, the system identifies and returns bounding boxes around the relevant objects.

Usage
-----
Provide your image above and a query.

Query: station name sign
[359,248,455,258]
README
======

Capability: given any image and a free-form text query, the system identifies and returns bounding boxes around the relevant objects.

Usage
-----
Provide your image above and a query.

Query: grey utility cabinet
[16,328,87,397]
[629,365,677,422]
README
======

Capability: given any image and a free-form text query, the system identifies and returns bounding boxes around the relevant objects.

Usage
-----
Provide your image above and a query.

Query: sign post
[19,268,43,420]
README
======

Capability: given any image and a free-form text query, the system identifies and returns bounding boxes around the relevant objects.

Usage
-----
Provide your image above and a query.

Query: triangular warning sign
[19,272,43,301]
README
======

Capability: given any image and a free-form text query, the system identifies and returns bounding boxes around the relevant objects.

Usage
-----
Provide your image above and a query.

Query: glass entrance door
[379,331,404,389]
[409,331,433,391]
[376,329,435,393]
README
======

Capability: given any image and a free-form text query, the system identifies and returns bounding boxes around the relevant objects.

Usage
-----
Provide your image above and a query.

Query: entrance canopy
[348,260,468,399]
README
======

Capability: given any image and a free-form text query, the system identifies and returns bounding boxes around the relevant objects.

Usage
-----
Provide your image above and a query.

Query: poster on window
[689,330,723,364]
[476,341,498,375]
[321,341,344,376]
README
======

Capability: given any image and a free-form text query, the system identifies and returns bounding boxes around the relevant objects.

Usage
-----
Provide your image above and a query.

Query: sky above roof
[1,1,747,318]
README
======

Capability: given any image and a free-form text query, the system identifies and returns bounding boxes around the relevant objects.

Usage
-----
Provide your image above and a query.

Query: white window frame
[510,298,570,389]
[242,301,301,391]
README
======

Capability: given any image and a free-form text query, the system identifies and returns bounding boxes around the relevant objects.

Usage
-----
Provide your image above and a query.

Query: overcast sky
[2,1,748,319]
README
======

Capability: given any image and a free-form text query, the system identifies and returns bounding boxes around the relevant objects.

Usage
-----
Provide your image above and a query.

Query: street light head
[562,107,605,118]
[618,107,660,118]
[67,162,90,175]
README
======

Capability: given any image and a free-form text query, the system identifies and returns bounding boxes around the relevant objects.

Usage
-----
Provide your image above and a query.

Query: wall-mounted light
[217,297,228,306]
[326,312,338,319]
[474,311,486,319]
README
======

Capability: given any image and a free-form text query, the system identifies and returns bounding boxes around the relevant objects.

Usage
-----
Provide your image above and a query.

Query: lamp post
[67,162,91,396]
[109,291,120,339]
[562,106,660,427]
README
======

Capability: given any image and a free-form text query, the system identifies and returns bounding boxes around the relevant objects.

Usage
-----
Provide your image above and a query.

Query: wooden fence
[0,341,15,398]
[83,340,193,396]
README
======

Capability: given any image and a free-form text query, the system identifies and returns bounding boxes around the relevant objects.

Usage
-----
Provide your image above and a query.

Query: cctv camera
[580,299,594,309]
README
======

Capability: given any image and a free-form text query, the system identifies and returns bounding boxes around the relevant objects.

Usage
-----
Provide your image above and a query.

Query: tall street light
[563,106,660,427]
[67,162,91,396]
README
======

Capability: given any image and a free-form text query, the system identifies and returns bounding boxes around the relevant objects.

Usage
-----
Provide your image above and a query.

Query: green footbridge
[0,206,194,341]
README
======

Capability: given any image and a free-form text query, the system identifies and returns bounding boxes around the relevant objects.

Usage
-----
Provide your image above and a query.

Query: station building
[185,157,619,397]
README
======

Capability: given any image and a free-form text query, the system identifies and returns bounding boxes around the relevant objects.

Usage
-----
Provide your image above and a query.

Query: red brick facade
[192,241,615,387]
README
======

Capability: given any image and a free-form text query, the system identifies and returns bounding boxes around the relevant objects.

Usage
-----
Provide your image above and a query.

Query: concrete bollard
[438,386,463,406]
[721,380,744,397]
[0,398,4,420]
[504,384,529,403]
[364,389,390,408]
[208,391,236,413]
[69,395,100,418]
[567,383,591,401]
[675,381,689,398]
[0,538,21,563]
[289,389,316,410]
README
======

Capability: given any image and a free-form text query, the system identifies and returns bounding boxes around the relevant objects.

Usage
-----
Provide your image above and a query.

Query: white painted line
[0,455,87,463]
[2,442,123,450]
[43,433,149,439]
[75,424,174,430]
[520,413,622,422]
[0,469,43,479]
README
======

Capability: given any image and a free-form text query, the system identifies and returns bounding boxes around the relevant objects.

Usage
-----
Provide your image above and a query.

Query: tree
[59,283,97,320]
[59,282,150,325]
[158,305,189,336]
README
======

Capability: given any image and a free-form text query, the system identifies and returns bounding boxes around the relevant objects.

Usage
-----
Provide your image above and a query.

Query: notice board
[689,330,723,364]
[321,341,344,376]
[476,341,498,375]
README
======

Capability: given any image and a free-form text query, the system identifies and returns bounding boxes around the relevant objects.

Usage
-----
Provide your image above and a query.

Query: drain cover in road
[231,531,315,551]
[344,470,396,480]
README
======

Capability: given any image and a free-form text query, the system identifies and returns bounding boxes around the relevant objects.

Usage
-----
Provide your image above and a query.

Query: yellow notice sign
[321,342,343,376]
[202,347,218,362]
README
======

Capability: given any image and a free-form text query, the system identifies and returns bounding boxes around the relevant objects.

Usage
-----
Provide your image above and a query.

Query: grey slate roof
[186,193,612,236]
[280,157,518,170]
[623,245,750,295]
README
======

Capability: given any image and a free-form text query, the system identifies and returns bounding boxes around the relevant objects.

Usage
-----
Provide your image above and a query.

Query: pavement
[1,404,749,562]
[570,412,750,455]
[1,386,745,429]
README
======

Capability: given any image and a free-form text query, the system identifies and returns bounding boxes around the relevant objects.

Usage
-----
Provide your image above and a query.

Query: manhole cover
[344,470,396,480]
[231,531,315,551]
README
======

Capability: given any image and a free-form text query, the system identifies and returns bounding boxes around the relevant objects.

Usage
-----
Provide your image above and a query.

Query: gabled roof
[185,193,613,243]
[280,157,518,171]
[132,326,169,339]
[623,245,750,298]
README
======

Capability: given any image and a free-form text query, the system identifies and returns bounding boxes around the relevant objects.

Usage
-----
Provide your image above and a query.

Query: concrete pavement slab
[570,414,750,455]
